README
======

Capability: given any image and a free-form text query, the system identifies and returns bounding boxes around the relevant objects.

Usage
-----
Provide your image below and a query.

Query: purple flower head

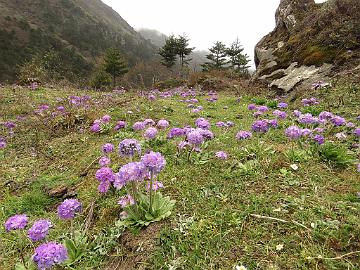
[98,180,111,193]
[33,242,68,270]
[157,119,170,129]
[177,141,189,150]
[118,194,135,208]
[199,128,214,140]
[56,106,65,112]
[148,94,156,101]
[101,115,111,123]
[5,121,17,129]
[354,128,360,137]
[346,122,355,128]
[312,134,325,145]
[285,126,302,140]
[266,119,278,128]
[302,97,319,106]
[226,121,235,127]
[257,105,269,113]
[187,130,205,145]
[236,131,252,140]
[144,127,158,140]
[331,115,346,126]
[215,151,228,160]
[253,111,263,118]
[357,163,360,173]
[118,139,141,157]
[99,156,111,167]
[319,111,334,121]
[277,102,288,109]
[114,162,146,189]
[141,152,166,174]
[273,110,287,119]
[114,121,127,131]
[144,119,155,126]
[251,120,269,133]
[102,143,114,154]
[57,199,82,220]
[147,181,164,191]
[216,121,226,127]
[0,137,6,149]
[195,118,211,129]
[4,214,28,231]
[248,104,256,110]
[90,124,101,133]
[28,220,52,242]
[313,127,325,133]
[95,167,115,182]
[192,108,200,113]
[293,110,302,117]
[301,128,312,137]
[298,113,317,125]
[133,121,146,131]
[167,128,185,139]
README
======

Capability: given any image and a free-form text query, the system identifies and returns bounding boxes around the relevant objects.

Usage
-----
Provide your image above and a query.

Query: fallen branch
[250,214,311,230]
[323,251,360,260]
[79,156,99,177]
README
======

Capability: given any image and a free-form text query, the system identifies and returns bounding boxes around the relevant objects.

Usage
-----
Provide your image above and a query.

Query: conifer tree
[103,48,128,87]
[175,35,195,67]
[226,39,251,75]
[159,35,178,69]
[202,41,228,71]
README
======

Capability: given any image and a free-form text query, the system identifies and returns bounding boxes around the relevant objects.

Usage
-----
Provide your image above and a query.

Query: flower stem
[149,170,154,213]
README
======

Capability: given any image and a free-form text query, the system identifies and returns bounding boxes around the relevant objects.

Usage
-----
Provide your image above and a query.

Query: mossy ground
[0,82,359,270]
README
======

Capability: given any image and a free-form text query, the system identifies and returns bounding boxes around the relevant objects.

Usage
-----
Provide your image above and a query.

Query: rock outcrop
[254,0,360,92]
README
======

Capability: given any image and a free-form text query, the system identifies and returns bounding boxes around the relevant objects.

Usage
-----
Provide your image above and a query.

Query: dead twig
[250,214,311,231]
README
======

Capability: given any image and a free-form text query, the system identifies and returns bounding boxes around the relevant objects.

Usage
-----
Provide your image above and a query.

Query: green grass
[0,83,359,270]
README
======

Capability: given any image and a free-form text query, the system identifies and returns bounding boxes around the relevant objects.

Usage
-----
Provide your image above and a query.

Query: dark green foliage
[317,142,356,168]
[226,38,251,75]
[158,35,179,69]
[103,48,129,87]
[90,69,112,90]
[175,35,195,67]
[202,41,228,71]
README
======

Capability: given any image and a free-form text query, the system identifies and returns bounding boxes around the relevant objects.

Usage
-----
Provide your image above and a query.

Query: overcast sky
[102,0,327,67]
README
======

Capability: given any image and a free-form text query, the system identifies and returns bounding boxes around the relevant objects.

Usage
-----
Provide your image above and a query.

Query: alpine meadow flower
[312,134,325,145]
[28,220,52,242]
[144,118,155,126]
[157,119,170,129]
[215,151,228,160]
[57,199,82,220]
[102,143,114,154]
[0,137,6,149]
[99,156,111,167]
[277,102,288,108]
[118,194,135,208]
[114,162,146,189]
[331,115,346,126]
[118,139,141,157]
[114,120,127,131]
[252,120,269,133]
[285,126,302,140]
[133,121,146,131]
[144,127,158,140]
[167,128,185,139]
[90,124,101,133]
[187,129,204,145]
[236,131,252,140]
[95,167,115,182]
[101,114,111,123]
[354,128,360,137]
[141,152,166,174]
[146,181,164,191]
[195,118,211,129]
[4,214,28,231]
[33,242,68,270]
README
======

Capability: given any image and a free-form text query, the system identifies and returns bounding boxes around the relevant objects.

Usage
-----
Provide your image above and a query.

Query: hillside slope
[0,0,157,82]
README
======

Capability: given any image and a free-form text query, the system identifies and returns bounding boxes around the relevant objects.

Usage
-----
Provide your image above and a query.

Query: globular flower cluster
[215,151,228,160]
[33,242,68,270]
[301,97,319,106]
[146,181,164,191]
[118,139,142,157]
[99,156,111,167]
[236,131,252,140]
[114,162,146,189]
[133,121,146,131]
[167,128,186,139]
[4,214,28,231]
[251,120,270,133]
[157,119,170,129]
[187,129,205,145]
[144,119,155,126]
[285,126,302,140]
[57,199,82,220]
[144,127,158,140]
[0,137,6,149]
[96,167,115,193]
[141,151,166,174]
[118,194,135,208]
[195,118,211,129]
[277,102,288,108]
[114,120,127,131]
[102,143,114,154]
[28,219,52,242]
[273,110,287,119]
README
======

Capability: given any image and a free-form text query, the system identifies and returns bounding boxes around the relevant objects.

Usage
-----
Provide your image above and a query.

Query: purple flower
[28,220,52,242]
[118,139,141,157]
[187,130,204,145]
[0,137,6,149]
[257,105,269,113]
[273,110,287,119]
[133,121,146,131]
[114,162,146,189]
[266,119,278,128]
[5,121,17,129]
[141,152,166,174]
[157,119,170,129]
[167,128,185,139]
[57,199,82,220]
[102,143,114,154]
[199,129,214,140]
[216,121,226,127]
[285,126,302,140]
[248,104,256,110]
[319,111,334,120]
[312,134,325,145]
[90,124,101,133]
[177,141,189,150]
[331,115,346,126]
[313,127,325,133]
[298,113,317,124]
[144,127,158,140]
[226,121,234,127]
[101,115,111,123]
[33,242,68,270]
[98,180,111,193]
[215,151,228,160]
[251,120,269,133]
[302,97,319,106]
[293,110,302,117]
[192,108,200,113]
[114,121,127,131]
[99,156,111,167]
[146,181,164,191]
[4,214,28,231]
[301,128,312,137]
[236,131,252,140]
[118,194,135,208]
[95,167,115,182]
[144,119,155,126]
[357,163,360,173]
[195,118,210,129]
[56,106,65,112]
[277,102,288,108]
[353,128,360,137]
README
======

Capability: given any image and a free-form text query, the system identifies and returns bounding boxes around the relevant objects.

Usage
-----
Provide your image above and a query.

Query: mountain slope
[0,0,157,82]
